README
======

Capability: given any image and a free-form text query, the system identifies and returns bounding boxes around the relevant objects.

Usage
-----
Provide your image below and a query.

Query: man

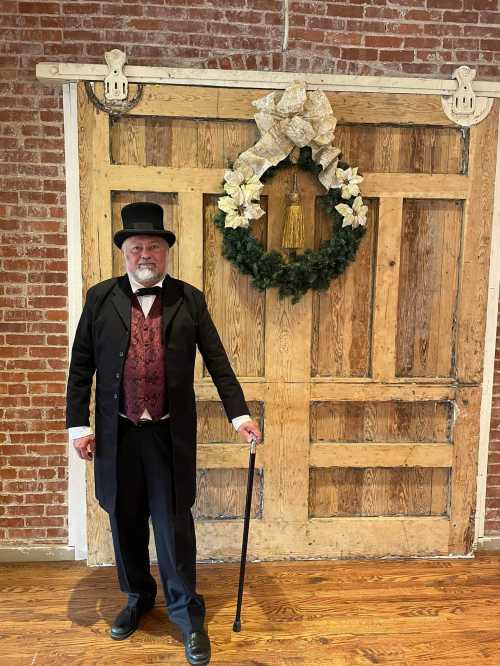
[66,201,261,665]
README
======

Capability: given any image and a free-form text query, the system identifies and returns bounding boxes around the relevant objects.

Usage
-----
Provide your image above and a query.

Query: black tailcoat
[65,274,249,515]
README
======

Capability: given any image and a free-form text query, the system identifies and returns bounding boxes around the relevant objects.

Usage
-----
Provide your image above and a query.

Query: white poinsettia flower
[241,180,264,203]
[218,195,238,214]
[224,181,244,199]
[335,196,368,228]
[223,169,245,187]
[224,177,263,202]
[243,202,265,220]
[225,210,249,229]
[335,166,364,199]
[219,165,264,228]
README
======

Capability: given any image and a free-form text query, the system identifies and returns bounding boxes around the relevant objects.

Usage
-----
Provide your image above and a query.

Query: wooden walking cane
[233,433,258,632]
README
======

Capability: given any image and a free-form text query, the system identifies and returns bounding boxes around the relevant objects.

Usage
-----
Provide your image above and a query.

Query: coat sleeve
[65,287,96,428]
[194,289,249,422]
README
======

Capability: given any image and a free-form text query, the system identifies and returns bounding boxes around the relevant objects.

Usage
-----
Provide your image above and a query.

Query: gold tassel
[282,171,305,250]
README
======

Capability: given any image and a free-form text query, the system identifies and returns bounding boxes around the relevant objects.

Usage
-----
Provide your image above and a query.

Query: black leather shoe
[183,629,211,665]
[110,600,155,640]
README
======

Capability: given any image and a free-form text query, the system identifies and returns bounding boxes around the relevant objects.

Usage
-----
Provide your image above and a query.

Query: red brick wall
[486,308,500,534]
[1,0,500,546]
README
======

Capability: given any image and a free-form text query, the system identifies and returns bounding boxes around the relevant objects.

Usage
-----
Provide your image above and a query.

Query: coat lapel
[110,273,184,339]
[162,274,183,340]
[110,275,132,331]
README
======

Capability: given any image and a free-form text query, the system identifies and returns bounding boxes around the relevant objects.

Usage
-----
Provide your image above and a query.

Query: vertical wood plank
[456,101,499,382]
[372,198,403,381]
[202,195,266,378]
[264,168,312,382]
[78,84,115,567]
[449,386,482,554]
[92,107,112,281]
[77,83,99,292]
[171,118,198,167]
[311,197,376,378]
[110,116,146,166]
[264,382,310,524]
[178,191,204,381]
[177,192,204,289]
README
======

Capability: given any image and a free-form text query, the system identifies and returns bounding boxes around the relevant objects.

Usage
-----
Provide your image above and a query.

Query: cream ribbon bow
[232,80,341,191]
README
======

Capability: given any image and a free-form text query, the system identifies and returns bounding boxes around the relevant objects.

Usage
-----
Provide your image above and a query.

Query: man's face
[122,235,169,285]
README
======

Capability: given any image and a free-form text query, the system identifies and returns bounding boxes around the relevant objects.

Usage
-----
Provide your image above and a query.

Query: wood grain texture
[372,198,403,381]
[396,199,462,379]
[77,82,99,292]
[3,554,500,664]
[193,468,263,520]
[336,124,465,174]
[203,194,266,378]
[308,467,449,517]
[197,401,264,444]
[310,442,453,468]
[310,400,452,443]
[78,83,114,568]
[77,83,498,562]
[456,101,499,383]
[102,165,470,199]
[129,85,456,126]
[449,386,483,555]
[311,197,377,378]
[310,384,456,401]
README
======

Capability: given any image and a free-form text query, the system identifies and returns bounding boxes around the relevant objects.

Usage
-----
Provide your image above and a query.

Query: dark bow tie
[135,286,162,297]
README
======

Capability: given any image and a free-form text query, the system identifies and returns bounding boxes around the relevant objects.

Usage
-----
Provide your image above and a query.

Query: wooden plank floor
[1,552,500,665]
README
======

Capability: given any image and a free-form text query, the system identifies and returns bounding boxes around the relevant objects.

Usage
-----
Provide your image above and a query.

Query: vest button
[115,373,120,378]
[119,351,124,357]
[113,393,118,399]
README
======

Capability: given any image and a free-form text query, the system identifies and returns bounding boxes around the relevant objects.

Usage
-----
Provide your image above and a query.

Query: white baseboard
[0,546,75,562]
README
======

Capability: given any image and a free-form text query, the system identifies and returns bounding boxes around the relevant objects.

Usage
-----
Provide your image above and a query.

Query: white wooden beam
[36,61,500,97]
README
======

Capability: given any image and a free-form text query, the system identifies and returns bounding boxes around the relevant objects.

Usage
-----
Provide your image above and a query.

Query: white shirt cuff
[68,425,93,440]
[232,414,251,431]
[70,418,250,437]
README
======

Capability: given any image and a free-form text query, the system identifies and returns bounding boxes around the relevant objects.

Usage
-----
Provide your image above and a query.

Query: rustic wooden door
[76,82,498,565]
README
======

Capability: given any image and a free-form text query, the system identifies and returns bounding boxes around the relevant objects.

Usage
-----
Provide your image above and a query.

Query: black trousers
[108,414,206,635]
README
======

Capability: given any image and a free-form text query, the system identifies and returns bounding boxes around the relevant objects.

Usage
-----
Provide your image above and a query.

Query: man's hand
[237,419,262,445]
[73,434,96,461]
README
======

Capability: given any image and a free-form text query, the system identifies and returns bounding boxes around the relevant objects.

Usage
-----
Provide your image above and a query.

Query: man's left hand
[237,419,262,445]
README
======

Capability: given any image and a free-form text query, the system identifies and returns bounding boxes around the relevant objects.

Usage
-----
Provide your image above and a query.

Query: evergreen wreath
[213,145,368,304]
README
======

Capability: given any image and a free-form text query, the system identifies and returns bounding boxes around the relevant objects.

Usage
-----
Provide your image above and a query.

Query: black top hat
[113,202,176,249]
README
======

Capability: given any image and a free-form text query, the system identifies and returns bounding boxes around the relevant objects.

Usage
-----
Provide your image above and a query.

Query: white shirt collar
[127,272,167,294]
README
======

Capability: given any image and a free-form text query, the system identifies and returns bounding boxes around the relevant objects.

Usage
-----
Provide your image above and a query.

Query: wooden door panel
[203,194,266,378]
[310,400,452,443]
[77,82,498,563]
[335,124,466,174]
[309,467,450,517]
[311,197,378,378]
[396,199,462,378]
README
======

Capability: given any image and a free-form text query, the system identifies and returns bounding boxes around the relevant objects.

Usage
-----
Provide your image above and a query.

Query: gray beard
[131,266,165,284]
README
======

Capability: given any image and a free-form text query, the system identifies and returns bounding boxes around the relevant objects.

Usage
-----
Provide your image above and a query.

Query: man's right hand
[73,434,96,461]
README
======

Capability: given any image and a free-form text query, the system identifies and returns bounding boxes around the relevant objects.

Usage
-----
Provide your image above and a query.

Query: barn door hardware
[442,66,493,127]
[84,48,144,117]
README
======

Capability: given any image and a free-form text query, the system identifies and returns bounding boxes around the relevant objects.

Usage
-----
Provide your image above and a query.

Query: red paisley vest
[119,293,167,424]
